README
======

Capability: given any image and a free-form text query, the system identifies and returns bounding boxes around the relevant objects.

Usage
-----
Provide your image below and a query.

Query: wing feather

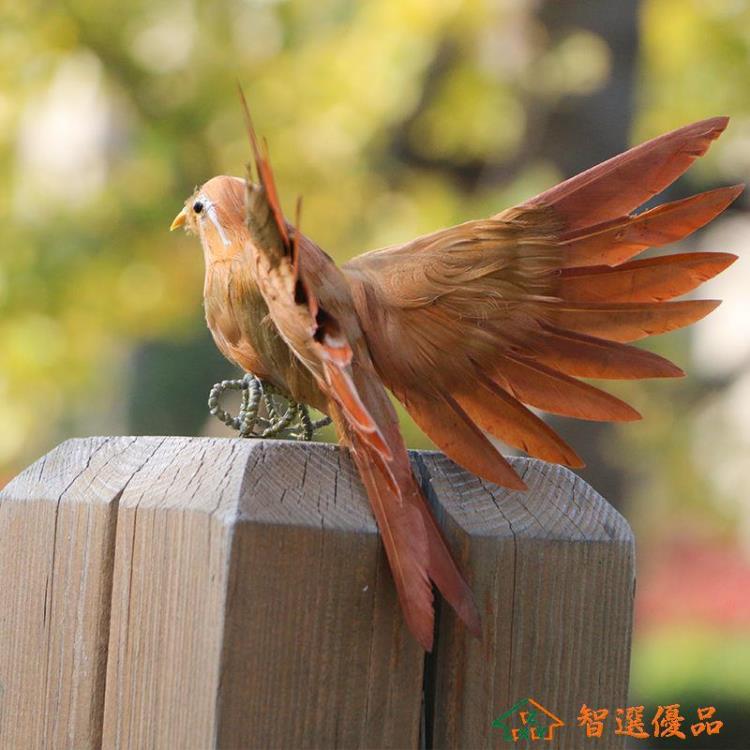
[559,252,737,302]
[238,93,479,648]
[561,186,743,267]
[347,118,739,489]
[400,387,528,490]
[456,370,583,467]
[532,325,685,379]
[491,355,642,421]
[543,299,721,343]
[523,117,729,230]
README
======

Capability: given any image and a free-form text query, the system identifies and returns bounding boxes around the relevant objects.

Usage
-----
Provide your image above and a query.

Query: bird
[171,105,741,651]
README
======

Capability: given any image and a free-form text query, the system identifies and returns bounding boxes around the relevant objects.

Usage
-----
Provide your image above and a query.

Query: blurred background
[2,0,749,745]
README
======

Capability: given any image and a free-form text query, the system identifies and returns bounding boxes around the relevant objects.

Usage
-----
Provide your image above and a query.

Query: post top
[0,436,632,544]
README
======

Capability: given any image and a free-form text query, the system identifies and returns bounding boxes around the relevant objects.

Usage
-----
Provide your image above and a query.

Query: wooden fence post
[0,437,634,749]
[415,452,635,749]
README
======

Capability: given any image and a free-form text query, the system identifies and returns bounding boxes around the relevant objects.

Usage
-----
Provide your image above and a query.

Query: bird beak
[170,207,188,231]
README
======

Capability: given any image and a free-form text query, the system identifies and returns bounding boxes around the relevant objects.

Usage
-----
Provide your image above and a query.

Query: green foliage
[0,0,570,467]
[632,626,750,701]
[2,0,749,713]
[0,0,746,488]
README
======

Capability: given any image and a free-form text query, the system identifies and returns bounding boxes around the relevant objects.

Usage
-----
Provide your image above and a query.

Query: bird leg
[207,373,331,440]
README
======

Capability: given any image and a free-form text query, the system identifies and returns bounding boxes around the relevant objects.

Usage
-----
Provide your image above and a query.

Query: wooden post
[415,452,635,749]
[0,437,634,749]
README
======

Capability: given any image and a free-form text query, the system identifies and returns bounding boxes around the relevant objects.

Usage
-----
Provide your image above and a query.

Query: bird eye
[193,201,204,214]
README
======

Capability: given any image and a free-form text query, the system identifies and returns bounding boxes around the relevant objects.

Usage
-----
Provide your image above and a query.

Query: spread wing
[345,117,741,488]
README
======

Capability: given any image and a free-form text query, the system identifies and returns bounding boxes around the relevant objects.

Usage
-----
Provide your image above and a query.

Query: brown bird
[172,108,741,650]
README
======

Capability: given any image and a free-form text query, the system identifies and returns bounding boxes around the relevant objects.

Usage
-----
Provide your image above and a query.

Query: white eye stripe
[196,195,231,247]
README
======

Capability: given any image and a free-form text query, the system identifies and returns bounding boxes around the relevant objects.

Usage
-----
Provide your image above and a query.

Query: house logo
[492,698,565,742]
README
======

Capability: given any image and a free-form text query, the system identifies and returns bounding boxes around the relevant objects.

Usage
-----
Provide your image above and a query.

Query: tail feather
[559,252,738,302]
[350,426,481,651]
[351,441,435,651]
[418,504,482,640]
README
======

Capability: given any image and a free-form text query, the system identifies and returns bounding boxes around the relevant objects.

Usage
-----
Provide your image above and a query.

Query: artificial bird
[171,106,741,651]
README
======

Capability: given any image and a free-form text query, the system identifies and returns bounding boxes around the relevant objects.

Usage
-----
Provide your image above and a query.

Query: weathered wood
[0,436,165,749]
[416,452,634,750]
[100,437,422,750]
[0,437,634,749]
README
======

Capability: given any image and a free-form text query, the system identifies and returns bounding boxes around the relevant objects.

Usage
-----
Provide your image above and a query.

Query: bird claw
[207,373,331,440]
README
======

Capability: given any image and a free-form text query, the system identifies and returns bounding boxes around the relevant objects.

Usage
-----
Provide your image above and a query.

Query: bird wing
[238,93,480,650]
[345,117,741,489]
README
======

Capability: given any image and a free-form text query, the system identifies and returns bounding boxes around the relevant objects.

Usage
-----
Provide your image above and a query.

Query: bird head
[170,175,247,260]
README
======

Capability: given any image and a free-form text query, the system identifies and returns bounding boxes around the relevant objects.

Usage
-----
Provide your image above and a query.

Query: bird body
[190,175,327,410]
[172,112,741,650]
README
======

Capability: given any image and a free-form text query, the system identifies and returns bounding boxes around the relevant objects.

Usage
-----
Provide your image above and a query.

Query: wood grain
[0,436,165,749]
[100,437,422,749]
[415,452,635,750]
[0,437,634,749]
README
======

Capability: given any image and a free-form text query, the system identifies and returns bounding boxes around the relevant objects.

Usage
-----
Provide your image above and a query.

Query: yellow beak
[170,207,188,231]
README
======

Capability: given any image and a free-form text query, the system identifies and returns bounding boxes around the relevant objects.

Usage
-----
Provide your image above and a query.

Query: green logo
[492,698,565,742]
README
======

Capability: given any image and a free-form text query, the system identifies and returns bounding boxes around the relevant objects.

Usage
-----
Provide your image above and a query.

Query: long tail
[338,406,481,652]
